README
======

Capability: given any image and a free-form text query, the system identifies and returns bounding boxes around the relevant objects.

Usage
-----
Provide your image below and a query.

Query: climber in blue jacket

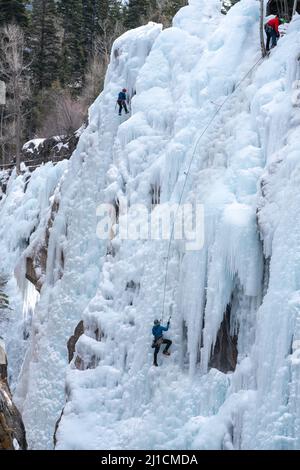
[152,319,172,367]
[117,88,129,116]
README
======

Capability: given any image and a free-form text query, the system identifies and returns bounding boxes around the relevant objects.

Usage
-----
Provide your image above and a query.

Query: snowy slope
[1,0,300,450]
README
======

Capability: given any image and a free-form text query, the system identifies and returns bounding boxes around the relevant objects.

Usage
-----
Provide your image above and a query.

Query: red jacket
[267,17,280,33]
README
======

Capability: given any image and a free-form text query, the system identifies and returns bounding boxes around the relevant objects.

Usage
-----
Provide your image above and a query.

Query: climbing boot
[153,362,158,367]
[163,351,170,356]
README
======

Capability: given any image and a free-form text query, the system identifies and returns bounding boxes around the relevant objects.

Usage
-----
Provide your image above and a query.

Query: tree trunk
[283,0,289,18]
[0,25,28,173]
[15,109,21,174]
[293,0,298,17]
[260,0,267,57]
[0,106,5,165]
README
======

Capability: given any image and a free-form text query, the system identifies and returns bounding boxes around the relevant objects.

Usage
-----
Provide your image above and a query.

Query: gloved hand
[276,32,280,38]
[167,321,170,327]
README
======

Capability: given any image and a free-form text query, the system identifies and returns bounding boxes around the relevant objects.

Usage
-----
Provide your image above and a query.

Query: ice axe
[169,302,174,320]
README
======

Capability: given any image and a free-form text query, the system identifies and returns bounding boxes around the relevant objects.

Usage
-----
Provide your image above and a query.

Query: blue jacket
[152,323,169,340]
[118,92,126,101]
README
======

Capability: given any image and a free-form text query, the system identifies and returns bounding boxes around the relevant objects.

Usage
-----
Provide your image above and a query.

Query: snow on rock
[22,138,45,153]
[1,0,300,450]
[22,134,80,164]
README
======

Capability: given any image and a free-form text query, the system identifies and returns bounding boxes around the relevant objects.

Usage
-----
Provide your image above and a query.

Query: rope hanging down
[161,54,265,323]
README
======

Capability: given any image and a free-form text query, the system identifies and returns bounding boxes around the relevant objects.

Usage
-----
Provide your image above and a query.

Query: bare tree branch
[0,24,30,171]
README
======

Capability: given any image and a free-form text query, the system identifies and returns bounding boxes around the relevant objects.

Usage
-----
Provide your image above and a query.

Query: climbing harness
[161,54,266,323]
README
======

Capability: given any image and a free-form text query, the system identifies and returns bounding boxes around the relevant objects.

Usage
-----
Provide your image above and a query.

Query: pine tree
[31,0,60,90]
[124,0,154,30]
[124,0,187,30]
[161,0,187,21]
[82,1,123,57]
[58,0,85,89]
[0,0,28,28]
[82,0,99,54]
[97,1,124,65]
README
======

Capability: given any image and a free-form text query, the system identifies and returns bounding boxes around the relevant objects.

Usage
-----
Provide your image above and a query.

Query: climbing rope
[161,54,265,323]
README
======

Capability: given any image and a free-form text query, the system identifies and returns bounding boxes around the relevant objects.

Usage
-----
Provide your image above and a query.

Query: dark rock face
[221,0,240,15]
[70,322,103,371]
[0,382,27,450]
[67,321,84,363]
[0,344,7,381]
[0,346,27,450]
[209,306,238,373]
[0,171,10,199]
[25,199,61,292]
[53,409,63,448]
[22,133,80,167]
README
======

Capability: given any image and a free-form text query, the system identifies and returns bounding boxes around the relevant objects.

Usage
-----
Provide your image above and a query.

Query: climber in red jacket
[265,17,284,51]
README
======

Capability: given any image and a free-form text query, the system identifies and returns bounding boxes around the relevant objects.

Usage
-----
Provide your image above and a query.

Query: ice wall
[7,23,160,450]
[0,163,67,390]
[55,0,300,449]
[1,0,300,450]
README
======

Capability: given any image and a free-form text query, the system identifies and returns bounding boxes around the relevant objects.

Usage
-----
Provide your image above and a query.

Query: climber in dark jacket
[117,88,129,116]
[152,319,172,367]
[265,17,284,51]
